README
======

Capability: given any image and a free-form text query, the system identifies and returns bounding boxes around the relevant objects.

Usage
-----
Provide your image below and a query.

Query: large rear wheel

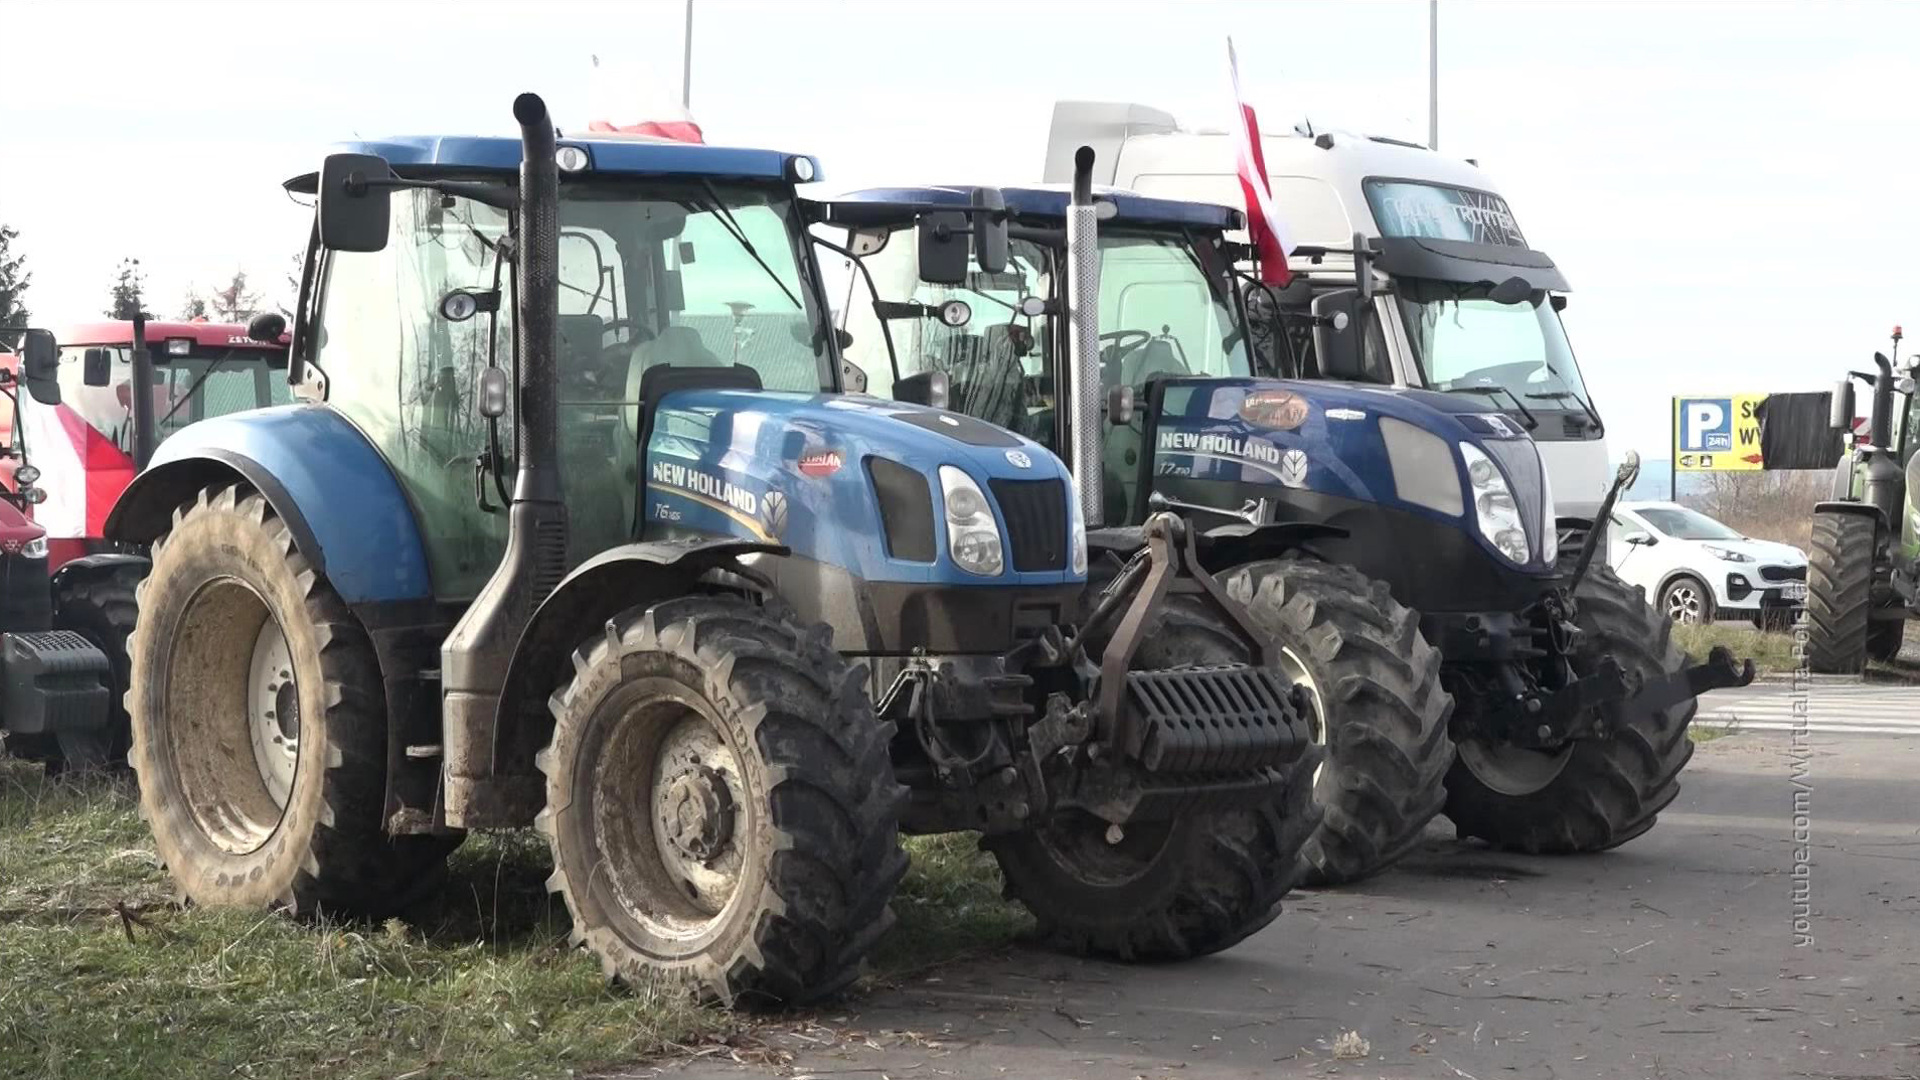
[985,595,1322,961]
[1806,509,1877,673]
[1221,558,1453,885]
[538,595,907,1004]
[1445,567,1694,854]
[128,483,453,914]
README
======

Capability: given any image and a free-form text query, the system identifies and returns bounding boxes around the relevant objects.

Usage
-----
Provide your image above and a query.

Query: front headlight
[1702,544,1754,564]
[938,466,1003,576]
[20,536,47,559]
[1459,442,1529,565]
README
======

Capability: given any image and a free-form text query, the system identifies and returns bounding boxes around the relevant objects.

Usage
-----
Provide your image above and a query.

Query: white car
[1608,502,1808,627]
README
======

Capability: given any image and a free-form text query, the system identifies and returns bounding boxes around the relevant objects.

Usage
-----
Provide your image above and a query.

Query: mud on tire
[1222,558,1453,885]
[985,595,1323,961]
[538,594,908,1005]
[129,482,454,915]
[1445,566,1694,854]
[1807,510,1877,674]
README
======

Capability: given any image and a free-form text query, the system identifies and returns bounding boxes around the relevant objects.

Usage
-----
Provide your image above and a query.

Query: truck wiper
[691,180,803,312]
[1525,389,1604,433]
[1442,384,1538,430]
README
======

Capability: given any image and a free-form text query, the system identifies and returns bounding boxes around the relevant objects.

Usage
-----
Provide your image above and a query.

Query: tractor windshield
[50,344,292,457]
[315,178,831,598]
[1397,292,1600,433]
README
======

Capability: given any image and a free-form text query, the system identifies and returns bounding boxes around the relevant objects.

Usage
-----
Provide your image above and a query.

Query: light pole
[682,0,695,110]
[1429,0,1439,151]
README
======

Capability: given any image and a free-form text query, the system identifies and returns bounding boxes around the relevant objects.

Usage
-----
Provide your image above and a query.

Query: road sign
[1672,394,1768,472]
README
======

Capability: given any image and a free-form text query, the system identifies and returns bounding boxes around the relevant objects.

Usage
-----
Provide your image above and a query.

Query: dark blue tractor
[813,155,1752,884]
[104,97,1320,1003]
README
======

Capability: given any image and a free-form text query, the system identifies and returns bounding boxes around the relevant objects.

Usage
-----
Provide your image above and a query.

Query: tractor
[1806,337,1919,671]
[0,317,291,766]
[814,167,1753,883]
[105,95,1322,1004]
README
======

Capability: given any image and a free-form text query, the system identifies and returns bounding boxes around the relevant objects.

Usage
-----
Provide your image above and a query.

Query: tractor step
[1125,663,1308,774]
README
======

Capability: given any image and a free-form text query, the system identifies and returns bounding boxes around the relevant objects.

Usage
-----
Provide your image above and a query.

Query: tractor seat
[1121,337,1189,388]
[623,325,729,437]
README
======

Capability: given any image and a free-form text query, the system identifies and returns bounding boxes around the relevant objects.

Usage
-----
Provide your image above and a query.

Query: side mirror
[82,348,113,387]
[19,329,60,405]
[1309,289,1364,381]
[917,211,969,285]
[1352,231,1374,306]
[318,152,397,253]
[1626,533,1657,547]
[841,358,868,395]
[972,188,1008,275]
[1549,294,1568,313]
[247,312,288,343]
[1829,378,1856,432]
[476,367,509,418]
[895,370,949,409]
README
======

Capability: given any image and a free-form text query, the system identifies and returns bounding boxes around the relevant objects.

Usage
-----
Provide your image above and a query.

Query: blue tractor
[105,97,1319,1002]
[814,155,1753,883]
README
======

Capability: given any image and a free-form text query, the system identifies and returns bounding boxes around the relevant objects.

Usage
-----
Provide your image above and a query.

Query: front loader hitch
[1075,512,1307,773]
[1627,645,1756,717]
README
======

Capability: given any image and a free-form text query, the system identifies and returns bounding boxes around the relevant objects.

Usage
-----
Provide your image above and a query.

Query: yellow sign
[1672,394,1768,471]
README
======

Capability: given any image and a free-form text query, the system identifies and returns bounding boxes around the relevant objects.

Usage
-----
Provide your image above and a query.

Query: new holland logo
[760,490,789,538]
[1005,450,1032,469]
[1156,430,1284,465]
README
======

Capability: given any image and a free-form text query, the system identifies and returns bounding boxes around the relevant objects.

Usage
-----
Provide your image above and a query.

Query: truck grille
[988,478,1067,572]
[1761,565,1806,582]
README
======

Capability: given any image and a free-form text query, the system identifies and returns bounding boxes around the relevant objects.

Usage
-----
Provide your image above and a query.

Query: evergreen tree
[0,223,31,330]
[105,257,145,320]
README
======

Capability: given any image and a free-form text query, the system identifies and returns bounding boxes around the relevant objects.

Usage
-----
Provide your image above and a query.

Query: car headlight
[1703,545,1753,564]
[20,536,47,559]
[1459,442,1529,565]
[938,465,1003,576]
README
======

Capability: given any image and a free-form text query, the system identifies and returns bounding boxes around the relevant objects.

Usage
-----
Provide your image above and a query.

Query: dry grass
[0,761,1025,1080]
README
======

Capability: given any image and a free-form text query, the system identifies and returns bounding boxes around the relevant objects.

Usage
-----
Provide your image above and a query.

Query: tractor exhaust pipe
[441,92,570,829]
[1065,145,1103,528]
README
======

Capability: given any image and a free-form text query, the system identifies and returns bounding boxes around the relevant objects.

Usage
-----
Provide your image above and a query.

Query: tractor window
[1096,233,1250,383]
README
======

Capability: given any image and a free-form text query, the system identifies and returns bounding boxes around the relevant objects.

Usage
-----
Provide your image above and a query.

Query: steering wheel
[1099,329,1152,359]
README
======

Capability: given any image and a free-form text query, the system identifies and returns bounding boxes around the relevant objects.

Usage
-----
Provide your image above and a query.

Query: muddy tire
[538,595,907,1005]
[50,560,144,769]
[129,482,452,915]
[1806,510,1876,674]
[1220,558,1453,885]
[1445,566,1694,854]
[985,595,1323,961]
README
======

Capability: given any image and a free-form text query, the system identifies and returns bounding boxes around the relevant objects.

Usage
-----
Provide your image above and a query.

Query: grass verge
[0,760,1025,1080]
[1671,621,1920,683]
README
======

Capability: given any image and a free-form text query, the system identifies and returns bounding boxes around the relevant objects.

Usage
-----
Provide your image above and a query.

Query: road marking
[1696,681,1920,736]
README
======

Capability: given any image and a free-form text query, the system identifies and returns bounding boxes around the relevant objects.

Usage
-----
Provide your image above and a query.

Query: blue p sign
[1680,398,1733,452]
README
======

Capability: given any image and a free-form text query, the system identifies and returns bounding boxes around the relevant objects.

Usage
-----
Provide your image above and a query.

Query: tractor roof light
[21,486,46,505]
[14,464,40,486]
[555,145,590,173]
[166,337,193,356]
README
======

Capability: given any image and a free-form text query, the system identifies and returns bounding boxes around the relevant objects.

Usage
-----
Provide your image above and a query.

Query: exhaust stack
[441,92,570,828]
[1065,145,1104,528]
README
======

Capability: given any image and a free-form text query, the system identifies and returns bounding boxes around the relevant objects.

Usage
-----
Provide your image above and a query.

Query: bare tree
[209,270,262,323]
[1682,470,1830,549]
[179,290,209,320]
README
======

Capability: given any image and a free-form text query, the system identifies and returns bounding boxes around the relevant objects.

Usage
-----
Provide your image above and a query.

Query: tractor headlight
[938,466,1003,576]
[20,535,47,559]
[14,465,40,486]
[1460,442,1529,565]
[1067,482,1088,576]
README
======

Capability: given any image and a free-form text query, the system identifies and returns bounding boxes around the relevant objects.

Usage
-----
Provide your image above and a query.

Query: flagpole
[682,0,695,110]
[1428,0,1439,150]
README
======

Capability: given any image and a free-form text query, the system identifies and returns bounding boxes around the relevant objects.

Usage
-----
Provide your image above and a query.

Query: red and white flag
[585,54,704,143]
[1228,38,1291,285]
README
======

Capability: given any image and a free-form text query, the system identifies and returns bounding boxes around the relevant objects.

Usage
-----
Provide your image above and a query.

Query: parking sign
[1672,394,1767,471]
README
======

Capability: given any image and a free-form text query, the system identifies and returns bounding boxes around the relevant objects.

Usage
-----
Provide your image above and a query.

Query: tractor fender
[1813,499,1889,533]
[48,552,149,592]
[103,406,432,605]
[492,537,786,779]
[1195,520,1349,574]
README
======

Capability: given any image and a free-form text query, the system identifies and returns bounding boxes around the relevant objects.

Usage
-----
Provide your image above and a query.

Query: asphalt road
[659,703,1920,1080]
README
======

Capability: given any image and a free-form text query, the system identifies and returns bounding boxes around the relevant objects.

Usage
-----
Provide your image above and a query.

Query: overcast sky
[4,0,1915,455]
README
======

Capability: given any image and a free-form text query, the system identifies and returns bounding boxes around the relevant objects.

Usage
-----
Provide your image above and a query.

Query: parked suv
[1609,501,1807,627]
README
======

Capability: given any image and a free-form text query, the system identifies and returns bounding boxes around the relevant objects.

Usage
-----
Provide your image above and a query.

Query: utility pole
[1429,0,1439,151]
[682,0,695,110]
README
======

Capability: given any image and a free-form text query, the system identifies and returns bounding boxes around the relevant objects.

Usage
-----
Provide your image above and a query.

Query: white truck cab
[1042,101,1612,542]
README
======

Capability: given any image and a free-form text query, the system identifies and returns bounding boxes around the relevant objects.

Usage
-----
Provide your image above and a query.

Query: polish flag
[1228,38,1292,285]
[585,54,704,143]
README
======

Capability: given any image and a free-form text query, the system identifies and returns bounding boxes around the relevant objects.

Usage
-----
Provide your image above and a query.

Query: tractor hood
[1145,377,1556,574]
[642,389,1082,588]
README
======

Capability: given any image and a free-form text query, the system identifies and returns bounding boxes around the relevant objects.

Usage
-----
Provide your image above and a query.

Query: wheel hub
[247,618,299,809]
[659,764,735,863]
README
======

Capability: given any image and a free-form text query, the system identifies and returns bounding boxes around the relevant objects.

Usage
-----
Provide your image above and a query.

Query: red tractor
[0,315,290,765]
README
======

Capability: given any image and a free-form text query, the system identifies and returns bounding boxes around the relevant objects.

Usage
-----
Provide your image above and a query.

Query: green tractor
[105,97,1324,1003]
[1807,337,1919,671]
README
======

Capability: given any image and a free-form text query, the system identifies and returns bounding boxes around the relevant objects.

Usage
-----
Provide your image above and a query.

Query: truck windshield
[1398,294,1596,419]
[51,346,292,456]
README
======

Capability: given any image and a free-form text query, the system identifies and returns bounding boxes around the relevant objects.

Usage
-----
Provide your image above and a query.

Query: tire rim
[1457,737,1572,797]
[1033,809,1173,887]
[247,619,300,809]
[1274,645,1328,789]
[1665,583,1704,624]
[590,683,748,944]
[165,578,294,856]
